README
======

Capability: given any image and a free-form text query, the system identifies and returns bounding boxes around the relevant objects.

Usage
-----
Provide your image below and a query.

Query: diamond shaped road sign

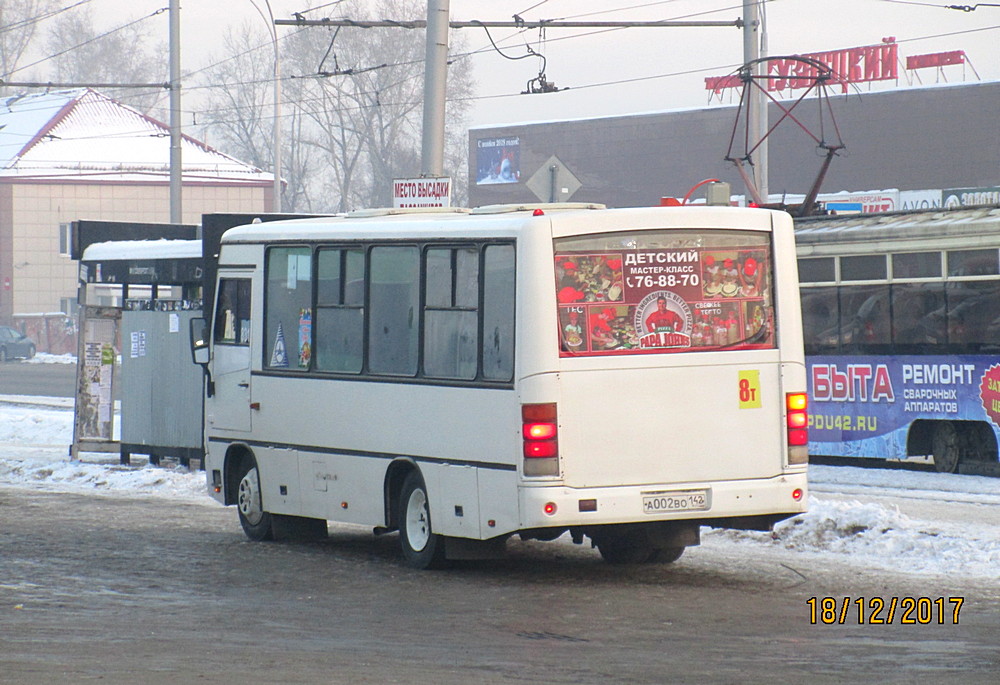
[526,155,582,203]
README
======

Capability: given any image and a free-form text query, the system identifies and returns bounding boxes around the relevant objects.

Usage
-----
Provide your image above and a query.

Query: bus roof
[218,203,784,244]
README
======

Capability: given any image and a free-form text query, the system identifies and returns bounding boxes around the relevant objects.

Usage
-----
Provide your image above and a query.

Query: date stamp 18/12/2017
[807,597,965,625]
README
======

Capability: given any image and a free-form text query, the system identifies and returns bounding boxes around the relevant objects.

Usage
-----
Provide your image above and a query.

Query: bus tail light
[523,403,559,477]
[786,392,809,465]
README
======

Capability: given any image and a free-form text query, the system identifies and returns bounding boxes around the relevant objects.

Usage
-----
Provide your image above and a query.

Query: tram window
[947,281,1000,349]
[798,257,835,283]
[800,287,839,353]
[892,252,942,279]
[891,283,945,349]
[947,249,999,276]
[840,255,886,281]
[839,285,891,351]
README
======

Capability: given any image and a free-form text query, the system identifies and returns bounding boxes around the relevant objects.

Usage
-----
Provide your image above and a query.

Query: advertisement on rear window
[807,354,1000,458]
[555,246,773,356]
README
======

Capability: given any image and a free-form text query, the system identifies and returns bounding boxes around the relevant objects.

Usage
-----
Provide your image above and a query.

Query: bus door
[208,274,253,433]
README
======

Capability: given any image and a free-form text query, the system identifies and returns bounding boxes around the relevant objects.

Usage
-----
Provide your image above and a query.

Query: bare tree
[198,22,325,213]
[43,6,166,113]
[199,0,473,213]
[0,0,56,93]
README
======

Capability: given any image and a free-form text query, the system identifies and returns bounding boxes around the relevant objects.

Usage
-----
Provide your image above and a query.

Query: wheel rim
[404,487,431,552]
[237,467,264,525]
[933,424,960,473]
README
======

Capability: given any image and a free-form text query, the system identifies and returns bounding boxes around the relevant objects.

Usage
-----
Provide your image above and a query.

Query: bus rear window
[554,230,775,357]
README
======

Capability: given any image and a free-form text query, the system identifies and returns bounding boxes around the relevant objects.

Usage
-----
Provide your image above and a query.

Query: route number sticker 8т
[738,370,762,409]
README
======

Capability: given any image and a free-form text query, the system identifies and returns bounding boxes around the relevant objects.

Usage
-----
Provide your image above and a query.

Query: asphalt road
[0,361,77,398]
[1,486,997,684]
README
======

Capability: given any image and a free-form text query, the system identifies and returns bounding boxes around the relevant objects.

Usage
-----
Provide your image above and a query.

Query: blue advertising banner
[806,355,1000,458]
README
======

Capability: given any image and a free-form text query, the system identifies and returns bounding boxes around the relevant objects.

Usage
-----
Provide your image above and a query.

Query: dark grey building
[468,81,1000,209]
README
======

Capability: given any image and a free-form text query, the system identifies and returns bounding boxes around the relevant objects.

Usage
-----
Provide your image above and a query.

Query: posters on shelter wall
[476,137,520,185]
[554,247,774,357]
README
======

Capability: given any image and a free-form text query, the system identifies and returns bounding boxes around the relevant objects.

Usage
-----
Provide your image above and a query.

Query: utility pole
[169,0,182,223]
[743,0,767,201]
[421,0,449,177]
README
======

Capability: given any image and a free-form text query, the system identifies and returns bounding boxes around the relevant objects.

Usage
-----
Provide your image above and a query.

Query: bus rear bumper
[518,471,808,530]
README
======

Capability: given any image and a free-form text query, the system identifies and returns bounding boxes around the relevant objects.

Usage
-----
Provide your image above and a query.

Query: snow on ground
[0,396,205,502]
[23,353,77,364]
[1,391,998,578]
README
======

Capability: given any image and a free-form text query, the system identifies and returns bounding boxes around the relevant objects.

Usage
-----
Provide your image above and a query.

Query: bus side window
[265,247,312,369]
[369,246,420,376]
[482,244,515,381]
[424,247,479,380]
[315,248,365,373]
[214,278,251,346]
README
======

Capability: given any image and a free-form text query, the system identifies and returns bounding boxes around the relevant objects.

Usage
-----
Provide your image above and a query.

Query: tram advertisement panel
[554,245,773,357]
[807,354,1000,458]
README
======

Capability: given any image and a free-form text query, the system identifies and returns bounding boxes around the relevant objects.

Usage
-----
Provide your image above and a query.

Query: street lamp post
[251,0,283,212]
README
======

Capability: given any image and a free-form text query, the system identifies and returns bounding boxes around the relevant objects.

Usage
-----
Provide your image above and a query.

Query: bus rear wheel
[398,471,448,569]
[647,546,685,564]
[236,458,274,541]
[595,530,656,564]
[932,422,960,474]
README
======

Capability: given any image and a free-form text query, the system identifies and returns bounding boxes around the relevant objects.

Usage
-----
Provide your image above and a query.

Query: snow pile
[711,495,1000,579]
[0,456,206,501]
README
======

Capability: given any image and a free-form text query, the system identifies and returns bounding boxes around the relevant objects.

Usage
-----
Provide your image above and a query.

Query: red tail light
[522,403,559,476]
[786,393,809,462]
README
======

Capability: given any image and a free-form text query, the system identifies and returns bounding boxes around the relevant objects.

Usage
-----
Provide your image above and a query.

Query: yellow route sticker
[738,370,762,408]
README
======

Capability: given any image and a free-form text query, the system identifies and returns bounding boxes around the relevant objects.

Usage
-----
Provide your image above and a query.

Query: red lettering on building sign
[706,41,898,94]
[906,51,966,70]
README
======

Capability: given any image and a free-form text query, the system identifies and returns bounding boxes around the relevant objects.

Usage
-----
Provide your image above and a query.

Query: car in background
[0,326,36,362]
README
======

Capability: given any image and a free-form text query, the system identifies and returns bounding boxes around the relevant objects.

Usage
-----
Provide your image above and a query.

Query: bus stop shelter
[72,221,205,467]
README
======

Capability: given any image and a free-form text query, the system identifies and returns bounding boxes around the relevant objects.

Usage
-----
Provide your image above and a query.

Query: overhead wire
[0,0,94,36]
[7,2,998,135]
[5,5,169,76]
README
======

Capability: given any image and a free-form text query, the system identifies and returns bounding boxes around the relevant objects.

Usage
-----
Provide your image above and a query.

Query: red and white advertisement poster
[554,247,774,357]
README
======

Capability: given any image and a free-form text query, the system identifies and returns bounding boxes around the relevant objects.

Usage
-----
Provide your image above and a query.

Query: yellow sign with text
[738,370,762,409]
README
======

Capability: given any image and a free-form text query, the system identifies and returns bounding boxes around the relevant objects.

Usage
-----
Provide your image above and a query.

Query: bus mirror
[190,317,210,365]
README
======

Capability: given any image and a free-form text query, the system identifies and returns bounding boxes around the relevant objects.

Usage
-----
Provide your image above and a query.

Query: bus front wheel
[398,471,448,569]
[931,422,960,474]
[236,458,274,541]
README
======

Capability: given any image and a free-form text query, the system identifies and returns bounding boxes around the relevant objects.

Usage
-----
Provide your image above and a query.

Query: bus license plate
[642,489,710,514]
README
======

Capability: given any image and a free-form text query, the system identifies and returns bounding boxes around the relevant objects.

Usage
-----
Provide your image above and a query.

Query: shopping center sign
[706,40,899,95]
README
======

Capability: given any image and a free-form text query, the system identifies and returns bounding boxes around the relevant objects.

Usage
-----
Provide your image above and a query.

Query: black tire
[398,471,448,569]
[596,531,656,565]
[235,456,274,541]
[932,422,960,474]
[647,546,685,564]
